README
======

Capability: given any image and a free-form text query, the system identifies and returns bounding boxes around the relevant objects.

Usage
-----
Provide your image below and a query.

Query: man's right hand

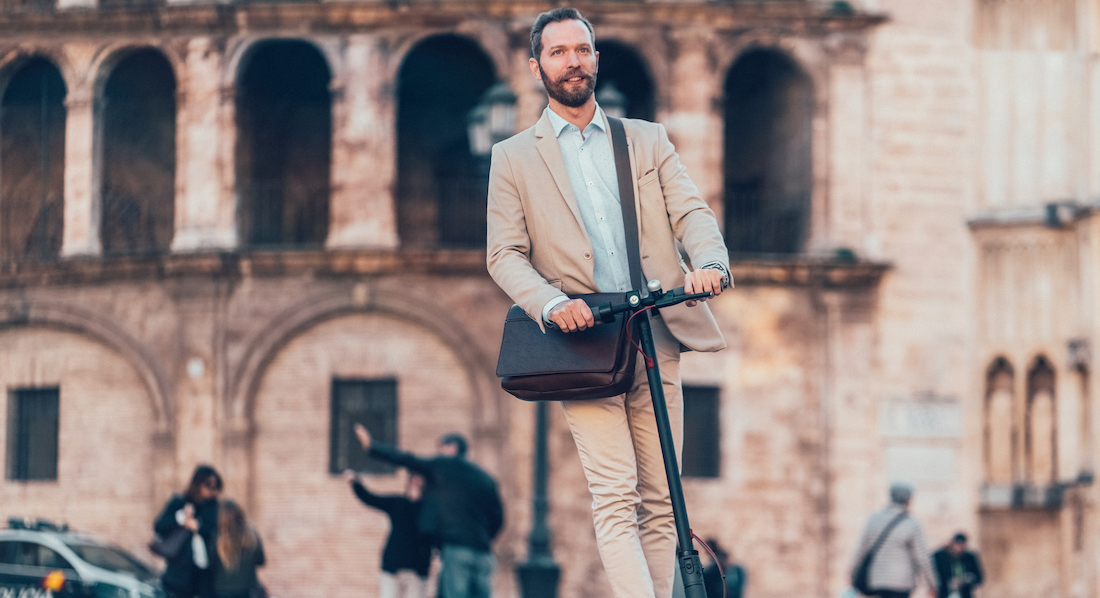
[354,423,371,450]
[549,298,595,332]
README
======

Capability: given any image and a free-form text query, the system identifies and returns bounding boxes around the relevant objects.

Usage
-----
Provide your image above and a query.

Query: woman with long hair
[214,499,266,598]
[153,464,223,598]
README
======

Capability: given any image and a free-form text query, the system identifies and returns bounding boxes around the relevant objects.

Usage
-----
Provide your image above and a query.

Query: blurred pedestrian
[214,499,266,598]
[701,538,746,598]
[344,469,433,598]
[354,424,503,598]
[851,483,936,598]
[154,464,223,598]
[932,533,983,598]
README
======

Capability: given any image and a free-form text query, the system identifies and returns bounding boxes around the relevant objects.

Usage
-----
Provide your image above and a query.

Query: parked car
[0,518,164,598]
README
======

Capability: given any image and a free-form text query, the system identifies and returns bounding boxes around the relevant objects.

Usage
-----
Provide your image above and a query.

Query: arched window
[723,49,812,256]
[236,40,332,249]
[100,49,176,255]
[1026,356,1057,485]
[396,35,495,249]
[984,357,1015,484]
[593,40,655,121]
[0,57,65,261]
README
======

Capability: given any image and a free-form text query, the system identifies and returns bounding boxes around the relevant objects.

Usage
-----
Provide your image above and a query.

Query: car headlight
[94,583,132,598]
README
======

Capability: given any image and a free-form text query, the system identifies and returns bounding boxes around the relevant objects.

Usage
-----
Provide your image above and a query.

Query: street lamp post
[596,81,627,119]
[516,401,560,598]
[466,84,561,597]
[467,82,518,160]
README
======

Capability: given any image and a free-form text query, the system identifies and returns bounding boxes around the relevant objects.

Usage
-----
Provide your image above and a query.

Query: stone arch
[394,33,497,249]
[0,301,171,430]
[984,356,1015,484]
[594,39,656,121]
[234,38,333,248]
[229,283,502,434]
[722,45,814,256]
[88,42,184,102]
[0,54,67,261]
[222,35,342,94]
[93,45,178,255]
[1026,355,1057,485]
[0,47,74,98]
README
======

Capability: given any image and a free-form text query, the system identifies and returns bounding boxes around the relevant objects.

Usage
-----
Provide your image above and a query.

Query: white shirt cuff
[542,296,570,325]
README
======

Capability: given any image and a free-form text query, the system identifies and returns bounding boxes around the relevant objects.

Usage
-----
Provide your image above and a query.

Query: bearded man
[486,8,731,598]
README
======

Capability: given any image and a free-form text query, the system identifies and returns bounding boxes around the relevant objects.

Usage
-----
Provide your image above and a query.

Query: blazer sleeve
[486,142,568,330]
[652,123,730,276]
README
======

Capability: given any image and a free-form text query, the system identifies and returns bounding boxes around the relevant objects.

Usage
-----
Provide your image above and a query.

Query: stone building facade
[0,0,1097,597]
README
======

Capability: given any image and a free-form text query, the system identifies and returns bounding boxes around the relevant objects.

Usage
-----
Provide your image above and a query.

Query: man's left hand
[684,268,726,307]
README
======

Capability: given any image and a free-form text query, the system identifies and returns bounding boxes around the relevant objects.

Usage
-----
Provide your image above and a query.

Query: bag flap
[496,294,629,378]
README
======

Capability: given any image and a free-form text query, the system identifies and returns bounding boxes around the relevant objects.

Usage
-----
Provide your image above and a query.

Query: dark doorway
[236,40,332,249]
[101,49,177,255]
[723,49,813,256]
[593,40,655,121]
[396,35,495,249]
[0,57,66,262]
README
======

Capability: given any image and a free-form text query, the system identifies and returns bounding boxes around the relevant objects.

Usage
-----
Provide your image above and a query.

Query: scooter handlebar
[594,286,713,324]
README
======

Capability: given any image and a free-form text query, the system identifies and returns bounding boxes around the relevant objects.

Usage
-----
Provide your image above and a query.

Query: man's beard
[539,64,597,108]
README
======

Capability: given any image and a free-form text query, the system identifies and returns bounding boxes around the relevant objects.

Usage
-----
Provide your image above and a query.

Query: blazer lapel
[534,112,586,232]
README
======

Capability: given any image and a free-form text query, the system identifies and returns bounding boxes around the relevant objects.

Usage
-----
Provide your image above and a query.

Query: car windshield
[62,541,156,581]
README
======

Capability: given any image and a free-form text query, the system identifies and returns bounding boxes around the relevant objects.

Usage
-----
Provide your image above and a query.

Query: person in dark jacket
[344,469,433,598]
[354,424,503,598]
[214,499,265,598]
[932,533,983,598]
[154,465,223,598]
[700,538,746,598]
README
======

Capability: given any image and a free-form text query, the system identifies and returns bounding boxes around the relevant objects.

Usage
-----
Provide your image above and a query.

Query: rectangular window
[681,385,721,478]
[6,387,60,481]
[330,378,397,475]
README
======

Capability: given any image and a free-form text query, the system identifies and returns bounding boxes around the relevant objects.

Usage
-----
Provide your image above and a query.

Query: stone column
[168,280,226,480]
[826,54,870,255]
[666,29,724,215]
[326,35,399,249]
[61,80,103,257]
[173,37,237,251]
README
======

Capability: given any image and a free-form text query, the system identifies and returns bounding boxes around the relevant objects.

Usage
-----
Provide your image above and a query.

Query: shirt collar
[546,103,607,138]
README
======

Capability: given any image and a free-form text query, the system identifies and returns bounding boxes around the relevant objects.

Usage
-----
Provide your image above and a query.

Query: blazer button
[583,251,592,260]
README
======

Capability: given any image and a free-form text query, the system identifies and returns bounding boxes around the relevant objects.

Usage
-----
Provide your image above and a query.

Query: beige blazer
[486,110,729,352]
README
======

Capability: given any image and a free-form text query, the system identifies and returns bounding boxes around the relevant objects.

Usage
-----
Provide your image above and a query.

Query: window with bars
[681,385,721,479]
[6,387,60,481]
[330,378,398,475]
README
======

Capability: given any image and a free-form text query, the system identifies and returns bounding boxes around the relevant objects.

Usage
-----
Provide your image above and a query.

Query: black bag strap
[863,511,907,564]
[607,116,644,293]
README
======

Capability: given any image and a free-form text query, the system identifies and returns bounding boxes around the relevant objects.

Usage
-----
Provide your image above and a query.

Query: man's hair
[889,482,913,505]
[952,532,968,544]
[530,8,594,60]
[440,433,468,458]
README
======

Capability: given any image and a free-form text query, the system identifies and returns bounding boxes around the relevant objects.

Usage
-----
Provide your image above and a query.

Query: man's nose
[566,50,582,67]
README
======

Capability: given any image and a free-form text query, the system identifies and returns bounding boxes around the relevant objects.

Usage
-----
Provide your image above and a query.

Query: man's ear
[529,57,542,81]
[595,50,599,73]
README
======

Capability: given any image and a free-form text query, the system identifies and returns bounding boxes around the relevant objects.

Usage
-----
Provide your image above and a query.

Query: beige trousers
[561,314,683,598]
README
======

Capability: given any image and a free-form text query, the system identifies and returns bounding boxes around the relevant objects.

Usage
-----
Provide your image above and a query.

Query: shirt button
[583,252,592,260]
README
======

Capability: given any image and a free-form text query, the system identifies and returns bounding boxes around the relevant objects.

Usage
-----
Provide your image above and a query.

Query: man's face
[530,19,598,108]
[950,540,966,554]
[438,442,459,457]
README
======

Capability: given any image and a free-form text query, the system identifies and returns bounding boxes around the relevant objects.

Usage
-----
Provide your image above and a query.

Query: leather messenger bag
[495,117,642,401]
